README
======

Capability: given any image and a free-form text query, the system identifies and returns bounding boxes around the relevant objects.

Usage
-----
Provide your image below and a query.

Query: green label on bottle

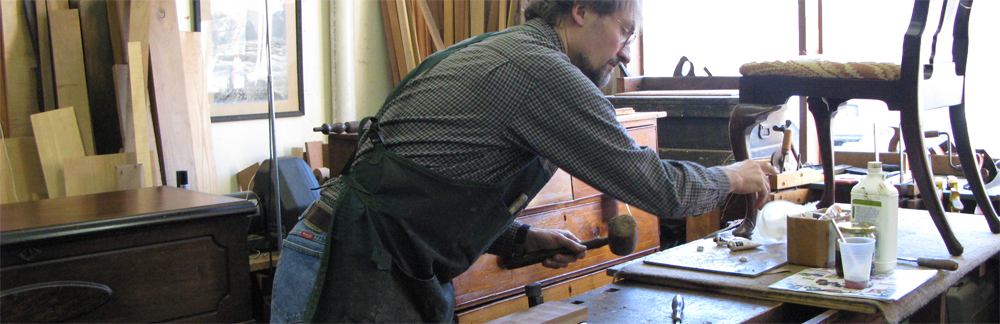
[852,199,882,207]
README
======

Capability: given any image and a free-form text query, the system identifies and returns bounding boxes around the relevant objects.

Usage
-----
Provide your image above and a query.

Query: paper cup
[840,237,876,289]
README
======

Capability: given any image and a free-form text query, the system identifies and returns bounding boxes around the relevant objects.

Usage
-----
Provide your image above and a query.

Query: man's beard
[573,52,615,87]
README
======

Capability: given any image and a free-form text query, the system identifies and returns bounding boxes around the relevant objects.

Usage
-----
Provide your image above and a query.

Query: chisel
[897,257,959,271]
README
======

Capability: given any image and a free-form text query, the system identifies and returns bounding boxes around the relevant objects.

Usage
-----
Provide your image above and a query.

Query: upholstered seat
[725,0,995,256]
[740,59,901,80]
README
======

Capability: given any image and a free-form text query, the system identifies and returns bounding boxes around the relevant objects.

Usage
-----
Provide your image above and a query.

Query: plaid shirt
[317,19,730,256]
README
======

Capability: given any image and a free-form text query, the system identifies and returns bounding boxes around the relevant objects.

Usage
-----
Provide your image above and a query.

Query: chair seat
[740,59,901,80]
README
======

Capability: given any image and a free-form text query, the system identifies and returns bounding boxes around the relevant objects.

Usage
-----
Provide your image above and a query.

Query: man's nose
[617,44,631,65]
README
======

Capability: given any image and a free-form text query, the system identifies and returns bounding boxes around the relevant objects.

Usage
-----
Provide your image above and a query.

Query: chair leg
[807,97,846,209]
[728,104,784,238]
[949,103,1000,232]
[900,112,965,256]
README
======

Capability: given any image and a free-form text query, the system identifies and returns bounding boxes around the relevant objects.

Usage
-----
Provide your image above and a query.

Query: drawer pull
[0,281,113,323]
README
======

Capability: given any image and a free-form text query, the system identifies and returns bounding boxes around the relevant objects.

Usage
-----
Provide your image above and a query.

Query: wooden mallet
[503,214,638,270]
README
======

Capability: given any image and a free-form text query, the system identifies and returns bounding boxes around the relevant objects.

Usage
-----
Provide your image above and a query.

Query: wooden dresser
[0,187,257,323]
[452,112,667,322]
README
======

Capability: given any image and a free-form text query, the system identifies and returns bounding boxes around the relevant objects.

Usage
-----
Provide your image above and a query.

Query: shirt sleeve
[508,60,731,219]
[485,221,529,256]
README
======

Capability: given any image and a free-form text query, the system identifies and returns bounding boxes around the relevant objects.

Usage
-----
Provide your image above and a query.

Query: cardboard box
[786,210,836,267]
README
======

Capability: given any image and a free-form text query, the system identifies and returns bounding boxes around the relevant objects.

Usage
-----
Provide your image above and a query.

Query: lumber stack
[1,0,217,204]
[381,0,527,85]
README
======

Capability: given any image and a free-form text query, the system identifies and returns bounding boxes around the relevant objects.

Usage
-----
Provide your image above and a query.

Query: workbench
[564,208,1000,323]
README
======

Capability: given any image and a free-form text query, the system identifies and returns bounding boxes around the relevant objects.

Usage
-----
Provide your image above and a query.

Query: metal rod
[263,0,282,255]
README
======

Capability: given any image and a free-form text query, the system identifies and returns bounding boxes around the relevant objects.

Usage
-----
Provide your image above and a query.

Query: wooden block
[771,188,817,205]
[2,0,40,138]
[116,163,144,190]
[34,0,57,111]
[768,168,824,190]
[1,137,48,203]
[31,107,87,198]
[470,0,485,36]
[47,0,69,11]
[79,0,123,154]
[313,167,331,185]
[148,0,215,193]
[457,271,611,323]
[64,153,135,197]
[483,301,587,324]
[49,9,97,156]
[237,162,261,192]
[291,147,305,161]
[305,141,325,170]
[127,42,154,187]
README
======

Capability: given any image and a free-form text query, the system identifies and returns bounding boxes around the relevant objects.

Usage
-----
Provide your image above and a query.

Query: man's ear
[567,1,588,27]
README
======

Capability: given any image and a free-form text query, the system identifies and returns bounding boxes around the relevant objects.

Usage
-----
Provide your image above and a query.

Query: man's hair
[524,0,642,26]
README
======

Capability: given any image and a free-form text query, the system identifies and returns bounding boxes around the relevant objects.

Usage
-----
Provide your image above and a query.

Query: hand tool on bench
[897,257,959,271]
[770,121,800,173]
[671,294,684,324]
[503,214,638,270]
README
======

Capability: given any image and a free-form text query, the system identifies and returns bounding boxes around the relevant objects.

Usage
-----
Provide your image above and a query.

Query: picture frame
[198,0,304,122]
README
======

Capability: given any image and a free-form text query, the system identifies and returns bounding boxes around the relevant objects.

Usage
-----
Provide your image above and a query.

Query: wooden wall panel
[49,9,96,156]
[64,152,135,197]
[31,107,86,199]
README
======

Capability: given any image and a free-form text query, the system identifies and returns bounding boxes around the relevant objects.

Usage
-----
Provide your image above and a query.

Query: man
[270,0,776,323]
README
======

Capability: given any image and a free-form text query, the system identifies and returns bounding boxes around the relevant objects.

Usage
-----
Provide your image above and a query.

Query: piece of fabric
[740,59,901,80]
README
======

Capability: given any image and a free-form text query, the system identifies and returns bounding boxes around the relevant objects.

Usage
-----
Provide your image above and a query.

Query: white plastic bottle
[850,161,899,273]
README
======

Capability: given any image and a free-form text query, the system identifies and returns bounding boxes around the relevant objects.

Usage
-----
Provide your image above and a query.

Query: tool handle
[781,129,793,153]
[917,257,959,271]
[672,294,684,323]
[503,237,607,270]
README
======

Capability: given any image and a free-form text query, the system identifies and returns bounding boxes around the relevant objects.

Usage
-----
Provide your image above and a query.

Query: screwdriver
[897,257,959,271]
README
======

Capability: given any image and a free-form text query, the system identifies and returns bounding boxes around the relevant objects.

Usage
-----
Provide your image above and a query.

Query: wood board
[31,107,87,199]
[179,30,217,193]
[78,0,123,154]
[34,0,57,111]
[116,163,144,190]
[64,152,135,197]
[2,0,39,138]
[643,237,787,277]
[0,137,48,203]
[482,301,587,324]
[126,41,157,187]
[304,141,325,170]
[49,9,96,156]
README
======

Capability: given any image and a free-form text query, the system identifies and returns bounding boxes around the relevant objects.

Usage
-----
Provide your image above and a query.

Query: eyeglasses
[614,16,637,47]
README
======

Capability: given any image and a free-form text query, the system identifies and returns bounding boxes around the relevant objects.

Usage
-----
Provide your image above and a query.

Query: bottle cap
[867,161,883,174]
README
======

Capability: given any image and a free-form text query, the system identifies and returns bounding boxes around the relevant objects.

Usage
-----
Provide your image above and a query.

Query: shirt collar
[522,18,565,53]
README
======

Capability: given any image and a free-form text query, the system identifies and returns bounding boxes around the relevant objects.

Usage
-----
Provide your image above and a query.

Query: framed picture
[199,0,304,122]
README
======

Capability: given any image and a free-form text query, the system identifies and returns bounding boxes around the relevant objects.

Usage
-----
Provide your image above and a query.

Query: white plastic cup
[840,237,876,289]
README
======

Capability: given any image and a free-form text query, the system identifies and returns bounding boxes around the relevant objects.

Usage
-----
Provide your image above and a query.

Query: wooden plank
[179,30,217,194]
[305,141,325,170]
[112,64,133,155]
[771,188,817,205]
[63,152,134,197]
[291,147,305,160]
[413,0,426,59]
[768,168,824,190]
[470,0,485,36]
[487,0,499,32]
[115,163,144,190]
[147,0,213,192]
[31,107,86,198]
[443,0,454,46]
[49,9,96,156]
[507,0,520,27]
[128,0,151,80]
[46,0,69,11]
[34,0,57,111]
[127,41,154,187]
[236,162,260,192]
[457,270,612,323]
[1,5,6,136]
[497,0,507,30]
[0,137,48,203]
[395,0,418,72]
[379,0,401,85]
[483,301,587,324]
[385,0,407,83]
[416,0,445,52]
[106,0,127,65]
[2,0,39,138]
[79,0,123,154]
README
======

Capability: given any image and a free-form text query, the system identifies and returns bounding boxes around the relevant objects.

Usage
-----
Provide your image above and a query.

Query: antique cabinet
[452,112,666,322]
[0,187,257,323]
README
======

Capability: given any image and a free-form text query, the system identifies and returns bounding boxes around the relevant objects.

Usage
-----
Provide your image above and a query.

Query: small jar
[835,222,876,277]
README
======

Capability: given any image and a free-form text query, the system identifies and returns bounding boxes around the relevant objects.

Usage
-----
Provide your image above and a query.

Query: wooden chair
[727,0,995,256]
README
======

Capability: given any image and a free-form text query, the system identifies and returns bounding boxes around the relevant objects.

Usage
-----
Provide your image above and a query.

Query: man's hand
[523,228,587,269]
[721,160,779,210]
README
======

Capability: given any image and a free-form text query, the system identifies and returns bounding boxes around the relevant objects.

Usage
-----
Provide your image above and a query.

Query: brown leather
[303,203,332,234]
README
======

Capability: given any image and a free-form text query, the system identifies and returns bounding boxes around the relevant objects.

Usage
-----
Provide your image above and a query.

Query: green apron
[304,29,553,323]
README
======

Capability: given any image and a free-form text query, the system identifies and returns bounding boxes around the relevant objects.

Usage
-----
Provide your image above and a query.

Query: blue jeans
[270,217,326,324]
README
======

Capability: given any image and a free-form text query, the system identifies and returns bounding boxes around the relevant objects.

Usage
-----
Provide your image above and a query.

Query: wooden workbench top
[609,208,1000,323]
